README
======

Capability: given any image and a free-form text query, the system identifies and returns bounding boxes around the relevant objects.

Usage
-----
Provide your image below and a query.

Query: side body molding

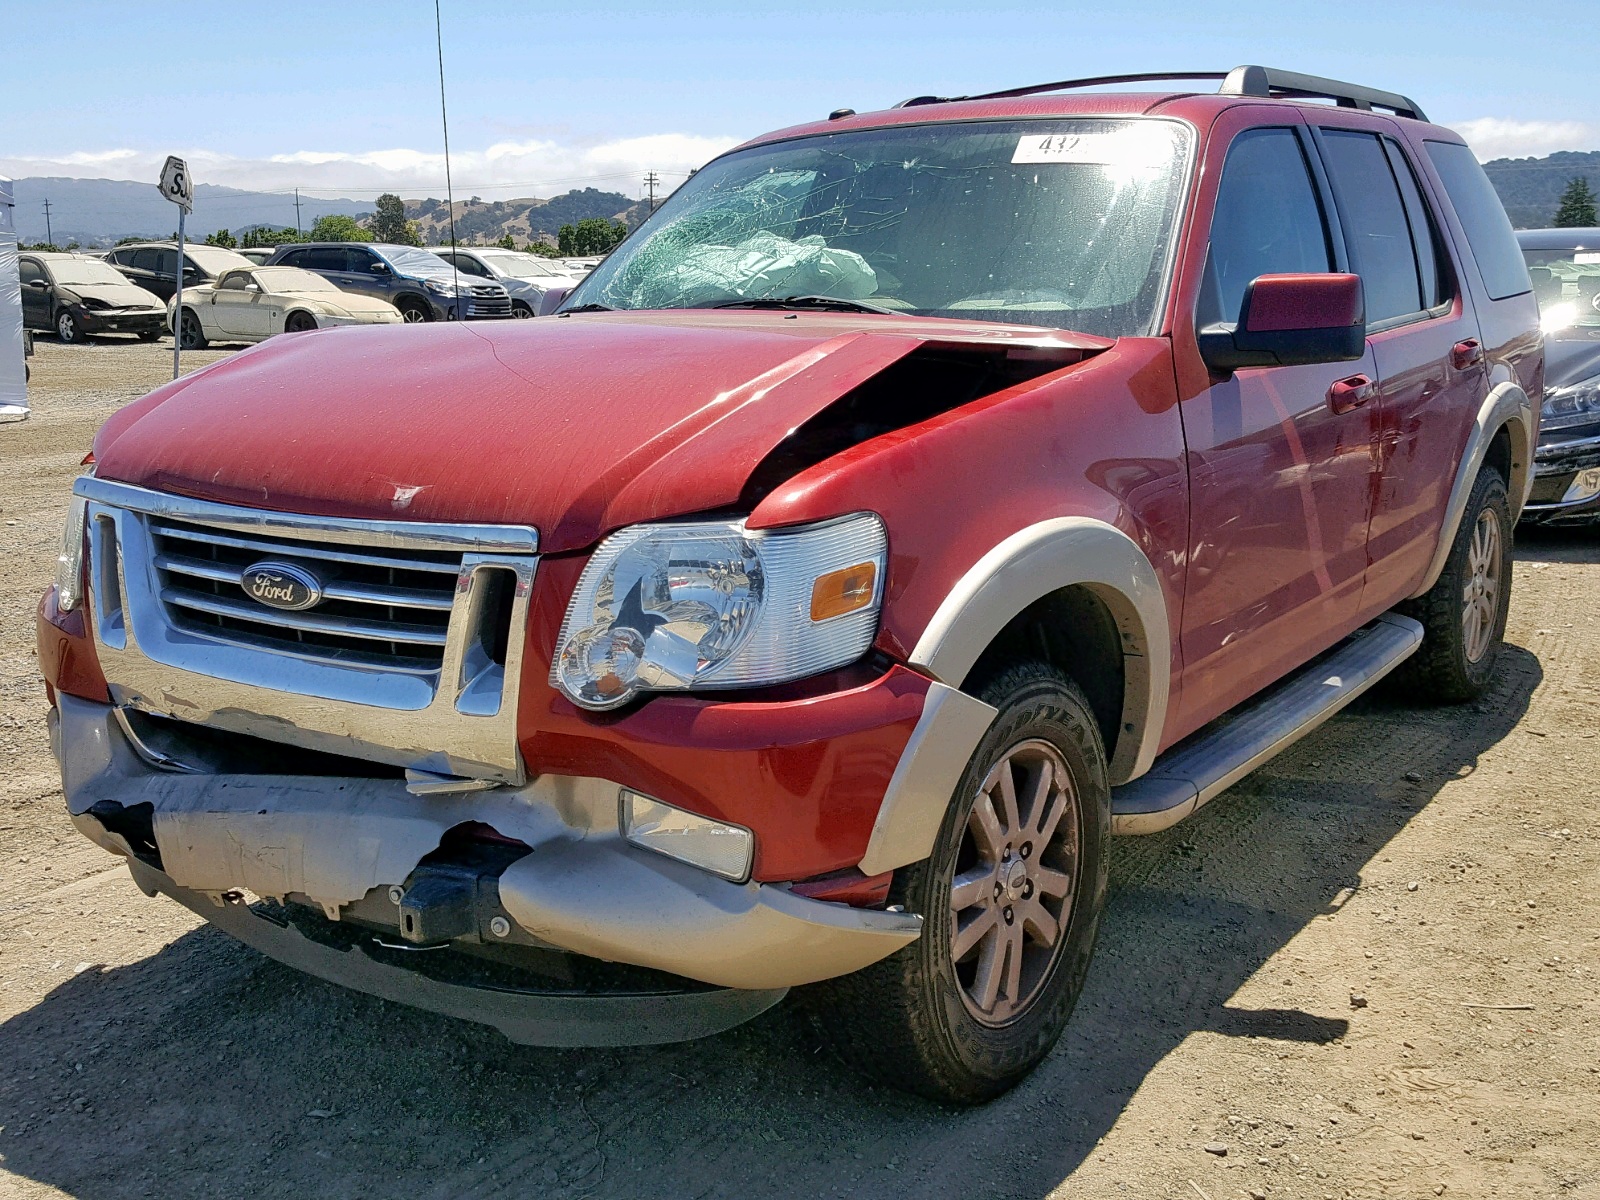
[1412,381,1534,598]
[907,517,1172,785]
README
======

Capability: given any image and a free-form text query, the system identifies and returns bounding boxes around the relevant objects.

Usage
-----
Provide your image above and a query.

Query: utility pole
[42,199,53,247]
[294,188,302,236]
[644,171,660,212]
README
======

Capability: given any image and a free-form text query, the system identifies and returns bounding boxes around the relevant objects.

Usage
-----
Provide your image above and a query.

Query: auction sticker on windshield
[1012,131,1167,167]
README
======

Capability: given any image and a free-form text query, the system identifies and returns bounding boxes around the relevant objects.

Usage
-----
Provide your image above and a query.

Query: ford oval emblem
[241,561,324,611]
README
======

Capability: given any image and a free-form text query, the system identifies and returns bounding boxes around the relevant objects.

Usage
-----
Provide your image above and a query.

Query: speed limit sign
[157,155,193,212]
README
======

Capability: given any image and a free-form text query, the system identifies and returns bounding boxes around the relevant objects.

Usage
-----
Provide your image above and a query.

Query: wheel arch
[907,518,1171,786]
[1411,381,1534,599]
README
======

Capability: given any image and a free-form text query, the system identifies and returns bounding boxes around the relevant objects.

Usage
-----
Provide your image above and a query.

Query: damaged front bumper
[1522,431,1600,524]
[53,694,923,1045]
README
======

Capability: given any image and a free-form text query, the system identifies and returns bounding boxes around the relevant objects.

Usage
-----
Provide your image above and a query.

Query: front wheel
[1393,467,1512,703]
[511,301,534,319]
[284,311,318,334]
[177,308,208,350]
[816,662,1110,1104]
[398,298,431,323]
[56,310,82,344]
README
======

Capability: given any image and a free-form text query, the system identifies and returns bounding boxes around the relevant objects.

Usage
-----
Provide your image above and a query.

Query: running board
[1111,613,1424,835]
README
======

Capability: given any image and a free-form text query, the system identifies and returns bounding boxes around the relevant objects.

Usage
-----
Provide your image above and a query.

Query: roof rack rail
[894,65,1428,123]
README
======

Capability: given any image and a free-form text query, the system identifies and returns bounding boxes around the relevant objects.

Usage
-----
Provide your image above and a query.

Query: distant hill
[9,177,373,246]
[401,188,647,247]
[1483,151,1600,229]
[6,175,649,249]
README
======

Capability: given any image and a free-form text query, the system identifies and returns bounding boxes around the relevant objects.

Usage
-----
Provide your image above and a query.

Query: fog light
[620,788,754,882]
[1562,466,1600,505]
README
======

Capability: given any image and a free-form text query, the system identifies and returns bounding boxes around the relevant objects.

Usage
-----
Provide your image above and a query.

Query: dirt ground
[1,337,1597,1200]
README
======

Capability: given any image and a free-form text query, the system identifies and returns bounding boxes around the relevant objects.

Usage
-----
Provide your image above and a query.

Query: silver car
[433,247,581,318]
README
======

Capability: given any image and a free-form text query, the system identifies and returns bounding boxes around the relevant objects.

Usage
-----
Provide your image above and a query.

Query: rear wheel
[56,310,82,344]
[1393,467,1512,702]
[284,311,317,333]
[398,298,431,323]
[177,308,208,350]
[816,662,1110,1104]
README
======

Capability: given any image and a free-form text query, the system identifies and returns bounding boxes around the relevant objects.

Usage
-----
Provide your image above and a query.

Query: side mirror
[1197,273,1366,373]
[370,262,390,275]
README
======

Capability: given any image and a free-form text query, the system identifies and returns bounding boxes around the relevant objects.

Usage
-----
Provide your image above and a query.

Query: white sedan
[171,266,403,348]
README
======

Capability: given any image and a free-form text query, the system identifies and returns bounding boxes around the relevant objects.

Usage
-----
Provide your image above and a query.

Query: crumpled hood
[68,281,164,310]
[93,312,1106,552]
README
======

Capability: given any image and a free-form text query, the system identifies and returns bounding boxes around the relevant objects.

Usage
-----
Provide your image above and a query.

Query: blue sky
[4,0,1595,199]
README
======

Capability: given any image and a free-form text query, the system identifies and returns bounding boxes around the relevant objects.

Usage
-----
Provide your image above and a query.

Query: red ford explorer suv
[41,66,1540,1102]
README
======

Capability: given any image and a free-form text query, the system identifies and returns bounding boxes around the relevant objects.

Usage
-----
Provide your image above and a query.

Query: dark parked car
[264,243,511,322]
[105,242,256,302]
[1519,227,1600,522]
[19,252,167,343]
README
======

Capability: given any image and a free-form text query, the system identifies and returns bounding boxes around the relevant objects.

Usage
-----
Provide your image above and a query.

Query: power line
[644,171,661,212]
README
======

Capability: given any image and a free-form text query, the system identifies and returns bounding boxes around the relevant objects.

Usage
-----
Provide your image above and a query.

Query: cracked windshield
[569,118,1192,337]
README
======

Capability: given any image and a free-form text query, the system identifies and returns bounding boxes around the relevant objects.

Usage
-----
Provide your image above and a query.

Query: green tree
[204,228,237,249]
[496,232,516,250]
[241,225,301,249]
[308,214,374,242]
[1554,177,1599,228]
[370,194,421,245]
[557,218,628,256]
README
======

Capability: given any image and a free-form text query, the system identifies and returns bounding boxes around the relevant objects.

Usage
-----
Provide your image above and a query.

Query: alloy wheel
[1461,507,1502,664]
[948,737,1080,1025]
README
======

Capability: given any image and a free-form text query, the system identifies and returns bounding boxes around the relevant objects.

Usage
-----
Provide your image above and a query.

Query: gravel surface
[2,338,1598,1200]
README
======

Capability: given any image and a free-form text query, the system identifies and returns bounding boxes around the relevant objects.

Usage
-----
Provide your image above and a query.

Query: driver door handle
[1327,373,1376,414]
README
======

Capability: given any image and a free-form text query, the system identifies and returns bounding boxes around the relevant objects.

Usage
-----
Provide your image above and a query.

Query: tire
[284,311,318,334]
[177,308,208,350]
[56,310,82,344]
[1393,467,1512,703]
[511,301,534,319]
[398,298,431,323]
[815,662,1110,1104]
[137,329,162,342]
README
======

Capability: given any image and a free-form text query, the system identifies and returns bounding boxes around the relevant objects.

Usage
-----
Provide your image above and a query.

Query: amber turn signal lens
[810,562,877,622]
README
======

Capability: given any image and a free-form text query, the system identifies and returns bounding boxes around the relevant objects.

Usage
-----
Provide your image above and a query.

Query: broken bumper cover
[113,855,789,1047]
[1522,431,1600,524]
[53,694,922,1031]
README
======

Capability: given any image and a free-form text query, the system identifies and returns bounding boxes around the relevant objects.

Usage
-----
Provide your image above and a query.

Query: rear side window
[1201,127,1333,326]
[1382,138,1450,310]
[302,247,348,272]
[1425,141,1531,301]
[1317,130,1423,323]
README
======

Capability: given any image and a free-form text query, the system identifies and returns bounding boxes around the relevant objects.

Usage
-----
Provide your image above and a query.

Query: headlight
[55,490,91,613]
[552,512,886,710]
[1541,372,1600,433]
[423,279,460,296]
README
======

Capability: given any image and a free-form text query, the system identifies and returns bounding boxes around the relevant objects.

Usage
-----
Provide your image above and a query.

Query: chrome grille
[465,285,511,319]
[149,516,463,672]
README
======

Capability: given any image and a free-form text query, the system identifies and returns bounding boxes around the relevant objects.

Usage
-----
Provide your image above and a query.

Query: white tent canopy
[0,176,27,422]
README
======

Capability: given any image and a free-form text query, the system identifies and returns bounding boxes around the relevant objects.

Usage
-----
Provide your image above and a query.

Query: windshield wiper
[561,303,613,313]
[710,295,899,316]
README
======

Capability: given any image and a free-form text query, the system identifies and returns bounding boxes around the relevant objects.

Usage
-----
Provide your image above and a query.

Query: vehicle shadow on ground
[0,576,1571,1198]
